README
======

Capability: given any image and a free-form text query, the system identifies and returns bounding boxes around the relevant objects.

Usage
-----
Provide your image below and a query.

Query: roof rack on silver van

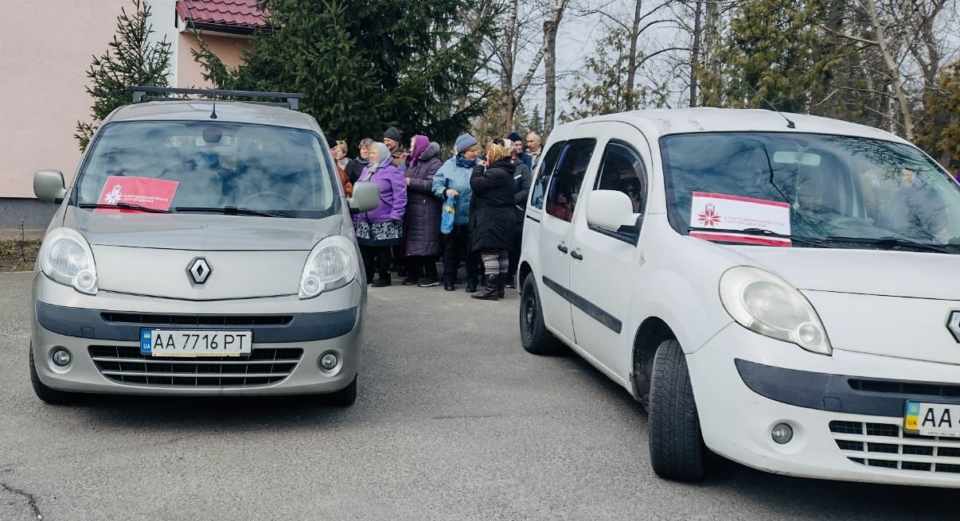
[126,86,306,111]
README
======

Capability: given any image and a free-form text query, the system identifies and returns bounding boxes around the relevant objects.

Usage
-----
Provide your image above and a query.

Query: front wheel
[519,276,563,356]
[648,339,706,481]
[326,375,358,407]
[29,347,79,405]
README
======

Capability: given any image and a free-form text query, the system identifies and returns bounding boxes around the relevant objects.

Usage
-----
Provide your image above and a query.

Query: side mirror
[349,181,380,214]
[34,170,67,203]
[586,190,638,233]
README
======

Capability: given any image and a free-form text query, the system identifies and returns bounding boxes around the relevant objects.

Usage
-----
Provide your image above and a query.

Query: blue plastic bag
[441,195,457,234]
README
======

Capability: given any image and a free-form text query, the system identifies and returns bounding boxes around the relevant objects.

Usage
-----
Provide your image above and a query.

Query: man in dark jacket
[508,132,533,171]
[507,143,532,288]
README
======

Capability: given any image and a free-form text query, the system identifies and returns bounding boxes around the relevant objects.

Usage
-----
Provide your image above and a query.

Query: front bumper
[30,274,365,396]
[689,324,960,488]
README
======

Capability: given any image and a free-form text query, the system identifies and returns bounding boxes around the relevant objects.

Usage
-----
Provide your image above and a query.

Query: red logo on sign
[95,176,179,213]
[697,203,721,227]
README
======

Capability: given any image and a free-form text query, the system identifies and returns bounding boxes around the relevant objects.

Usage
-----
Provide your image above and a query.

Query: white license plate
[140,330,253,357]
[904,401,960,438]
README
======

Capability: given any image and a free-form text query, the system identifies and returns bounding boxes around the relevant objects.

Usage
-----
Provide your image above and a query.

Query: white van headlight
[39,228,99,295]
[719,266,832,355]
[299,236,358,299]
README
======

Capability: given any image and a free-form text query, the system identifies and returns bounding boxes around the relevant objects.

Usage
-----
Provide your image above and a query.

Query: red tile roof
[176,0,267,29]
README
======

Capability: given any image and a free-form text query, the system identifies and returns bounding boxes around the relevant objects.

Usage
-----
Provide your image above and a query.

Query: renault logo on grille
[949,312,960,343]
[188,258,212,285]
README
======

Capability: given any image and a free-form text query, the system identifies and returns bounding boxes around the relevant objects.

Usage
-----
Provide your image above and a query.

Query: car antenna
[746,84,795,129]
[210,97,218,120]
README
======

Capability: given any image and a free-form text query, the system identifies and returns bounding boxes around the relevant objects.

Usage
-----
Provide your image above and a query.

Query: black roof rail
[126,86,306,111]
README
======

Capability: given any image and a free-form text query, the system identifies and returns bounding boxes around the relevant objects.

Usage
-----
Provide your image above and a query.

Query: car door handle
[557,243,568,254]
[571,249,583,260]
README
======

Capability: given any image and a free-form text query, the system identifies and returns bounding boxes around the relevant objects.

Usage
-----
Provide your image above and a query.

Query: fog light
[319,353,338,371]
[771,423,794,445]
[52,348,72,367]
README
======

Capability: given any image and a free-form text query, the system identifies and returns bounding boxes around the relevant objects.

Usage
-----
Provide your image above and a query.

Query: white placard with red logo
[689,192,791,246]
[95,176,179,213]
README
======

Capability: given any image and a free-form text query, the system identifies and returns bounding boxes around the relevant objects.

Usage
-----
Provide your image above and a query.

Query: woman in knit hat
[353,142,407,287]
[432,133,482,292]
[469,141,517,300]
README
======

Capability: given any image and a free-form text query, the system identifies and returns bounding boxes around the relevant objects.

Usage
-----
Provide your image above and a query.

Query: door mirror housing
[34,170,67,203]
[586,190,638,234]
[348,181,380,214]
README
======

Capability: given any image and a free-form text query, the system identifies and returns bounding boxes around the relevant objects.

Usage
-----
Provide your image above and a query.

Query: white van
[517,108,960,487]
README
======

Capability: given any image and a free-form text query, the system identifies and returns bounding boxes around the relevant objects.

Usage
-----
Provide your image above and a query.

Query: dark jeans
[508,231,522,279]
[360,245,392,281]
[406,255,438,280]
[442,225,480,284]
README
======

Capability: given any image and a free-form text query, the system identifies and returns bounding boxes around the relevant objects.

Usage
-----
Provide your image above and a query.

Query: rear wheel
[29,347,78,405]
[648,339,706,481]
[326,375,357,407]
[519,276,563,356]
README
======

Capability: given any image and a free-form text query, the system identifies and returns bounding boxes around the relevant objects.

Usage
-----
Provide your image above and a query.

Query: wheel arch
[631,317,677,407]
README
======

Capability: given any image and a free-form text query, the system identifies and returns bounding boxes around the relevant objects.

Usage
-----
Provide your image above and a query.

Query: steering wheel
[239,191,295,210]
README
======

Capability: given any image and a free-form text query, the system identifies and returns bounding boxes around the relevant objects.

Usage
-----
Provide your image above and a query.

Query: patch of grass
[0,239,41,272]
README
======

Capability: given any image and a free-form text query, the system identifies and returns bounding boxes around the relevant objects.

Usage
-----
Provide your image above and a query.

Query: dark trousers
[508,231,522,279]
[406,255,438,280]
[442,225,480,284]
[360,245,392,281]
[391,245,404,271]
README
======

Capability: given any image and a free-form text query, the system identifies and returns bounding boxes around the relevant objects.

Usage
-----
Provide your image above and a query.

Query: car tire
[29,347,78,405]
[519,276,563,356]
[648,339,706,481]
[326,375,358,407]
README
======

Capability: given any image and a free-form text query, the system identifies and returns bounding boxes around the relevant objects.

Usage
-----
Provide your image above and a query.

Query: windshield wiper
[78,202,170,214]
[175,206,285,218]
[689,227,825,246]
[824,236,950,254]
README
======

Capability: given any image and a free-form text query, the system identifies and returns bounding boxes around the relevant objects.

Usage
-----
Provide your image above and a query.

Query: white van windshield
[661,132,960,250]
[75,121,336,218]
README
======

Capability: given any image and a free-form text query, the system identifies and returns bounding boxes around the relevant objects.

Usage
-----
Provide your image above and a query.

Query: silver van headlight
[719,266,832,355]
[39,228,99,295]
[299,236,358,299]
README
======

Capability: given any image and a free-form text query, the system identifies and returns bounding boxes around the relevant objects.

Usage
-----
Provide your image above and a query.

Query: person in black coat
[469,142,517,300]
[507,142,532,288]
[403,137,444,286]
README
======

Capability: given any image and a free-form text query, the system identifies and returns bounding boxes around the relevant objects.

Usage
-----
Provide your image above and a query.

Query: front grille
[100,312,293,327]
[830,420,960,474]
[848,378,960,398]
[89,345,302,387]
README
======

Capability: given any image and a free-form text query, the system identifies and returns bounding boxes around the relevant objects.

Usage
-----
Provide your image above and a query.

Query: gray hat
[383,127,401,143]
[455,133,478,154]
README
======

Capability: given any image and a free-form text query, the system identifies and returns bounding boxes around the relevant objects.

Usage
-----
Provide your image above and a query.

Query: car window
[76,121,336,218]
[545,139,596,222]
[530,141,565,210]
[594,141,647,214]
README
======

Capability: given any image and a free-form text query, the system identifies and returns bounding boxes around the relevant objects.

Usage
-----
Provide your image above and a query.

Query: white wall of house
[145,0,180,87]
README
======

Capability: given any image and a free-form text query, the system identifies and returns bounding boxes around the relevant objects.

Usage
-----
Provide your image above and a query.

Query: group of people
[327,127,544,301]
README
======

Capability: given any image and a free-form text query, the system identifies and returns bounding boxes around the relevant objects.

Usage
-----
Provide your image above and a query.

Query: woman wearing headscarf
[402,135,444,286]
[433,133,482,292]
[469,141,516,300]
[353,142,407,287]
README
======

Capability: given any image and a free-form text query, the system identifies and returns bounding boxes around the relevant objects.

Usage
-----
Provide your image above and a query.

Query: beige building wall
[178,33,251,89]
[0,0,129,199]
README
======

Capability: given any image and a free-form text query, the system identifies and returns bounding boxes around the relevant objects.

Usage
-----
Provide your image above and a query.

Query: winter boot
[465,278,478,293]
[497,273,506,299]
[471,274,500,300]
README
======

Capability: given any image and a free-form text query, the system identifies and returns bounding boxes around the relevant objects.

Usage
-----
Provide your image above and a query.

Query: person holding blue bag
[433,133,482,292]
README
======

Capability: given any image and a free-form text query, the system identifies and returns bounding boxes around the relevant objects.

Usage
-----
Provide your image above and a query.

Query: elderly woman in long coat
[353,142,407,287]
[469,142,517,300]
[402,136,444,286]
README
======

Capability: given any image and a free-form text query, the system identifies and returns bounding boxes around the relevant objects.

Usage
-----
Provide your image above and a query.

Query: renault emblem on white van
[188,258,212,284]
[948,312,960,342]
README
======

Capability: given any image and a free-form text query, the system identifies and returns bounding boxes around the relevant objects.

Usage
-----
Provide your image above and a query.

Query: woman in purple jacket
[354,142,407,287]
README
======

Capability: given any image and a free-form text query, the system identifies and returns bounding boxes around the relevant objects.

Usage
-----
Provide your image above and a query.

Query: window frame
[529,139,566,212]
[543,138,598,223]
[587,139,648,245]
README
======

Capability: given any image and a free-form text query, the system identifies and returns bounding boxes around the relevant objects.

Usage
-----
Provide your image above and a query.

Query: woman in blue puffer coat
[354,142,407,287]
[432,133,481,292]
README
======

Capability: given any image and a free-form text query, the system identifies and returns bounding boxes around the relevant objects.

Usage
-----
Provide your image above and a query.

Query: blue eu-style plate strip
[140,330,152,355]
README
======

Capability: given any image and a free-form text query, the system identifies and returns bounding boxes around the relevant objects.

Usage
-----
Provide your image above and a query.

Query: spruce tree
[75,0,172,151]
[192,0,492,145]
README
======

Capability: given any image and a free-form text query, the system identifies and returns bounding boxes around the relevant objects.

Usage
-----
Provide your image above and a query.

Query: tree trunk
[501,0,519,131]
[689,0,703,107]
[625,0,643,110]
[543,0,568,135]
[865,0,913,140]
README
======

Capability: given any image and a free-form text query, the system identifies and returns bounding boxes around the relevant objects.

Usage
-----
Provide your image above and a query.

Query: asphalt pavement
[0,271,956,520]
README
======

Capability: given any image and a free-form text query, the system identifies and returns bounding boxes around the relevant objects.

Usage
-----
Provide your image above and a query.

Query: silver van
[29,87,379,406]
